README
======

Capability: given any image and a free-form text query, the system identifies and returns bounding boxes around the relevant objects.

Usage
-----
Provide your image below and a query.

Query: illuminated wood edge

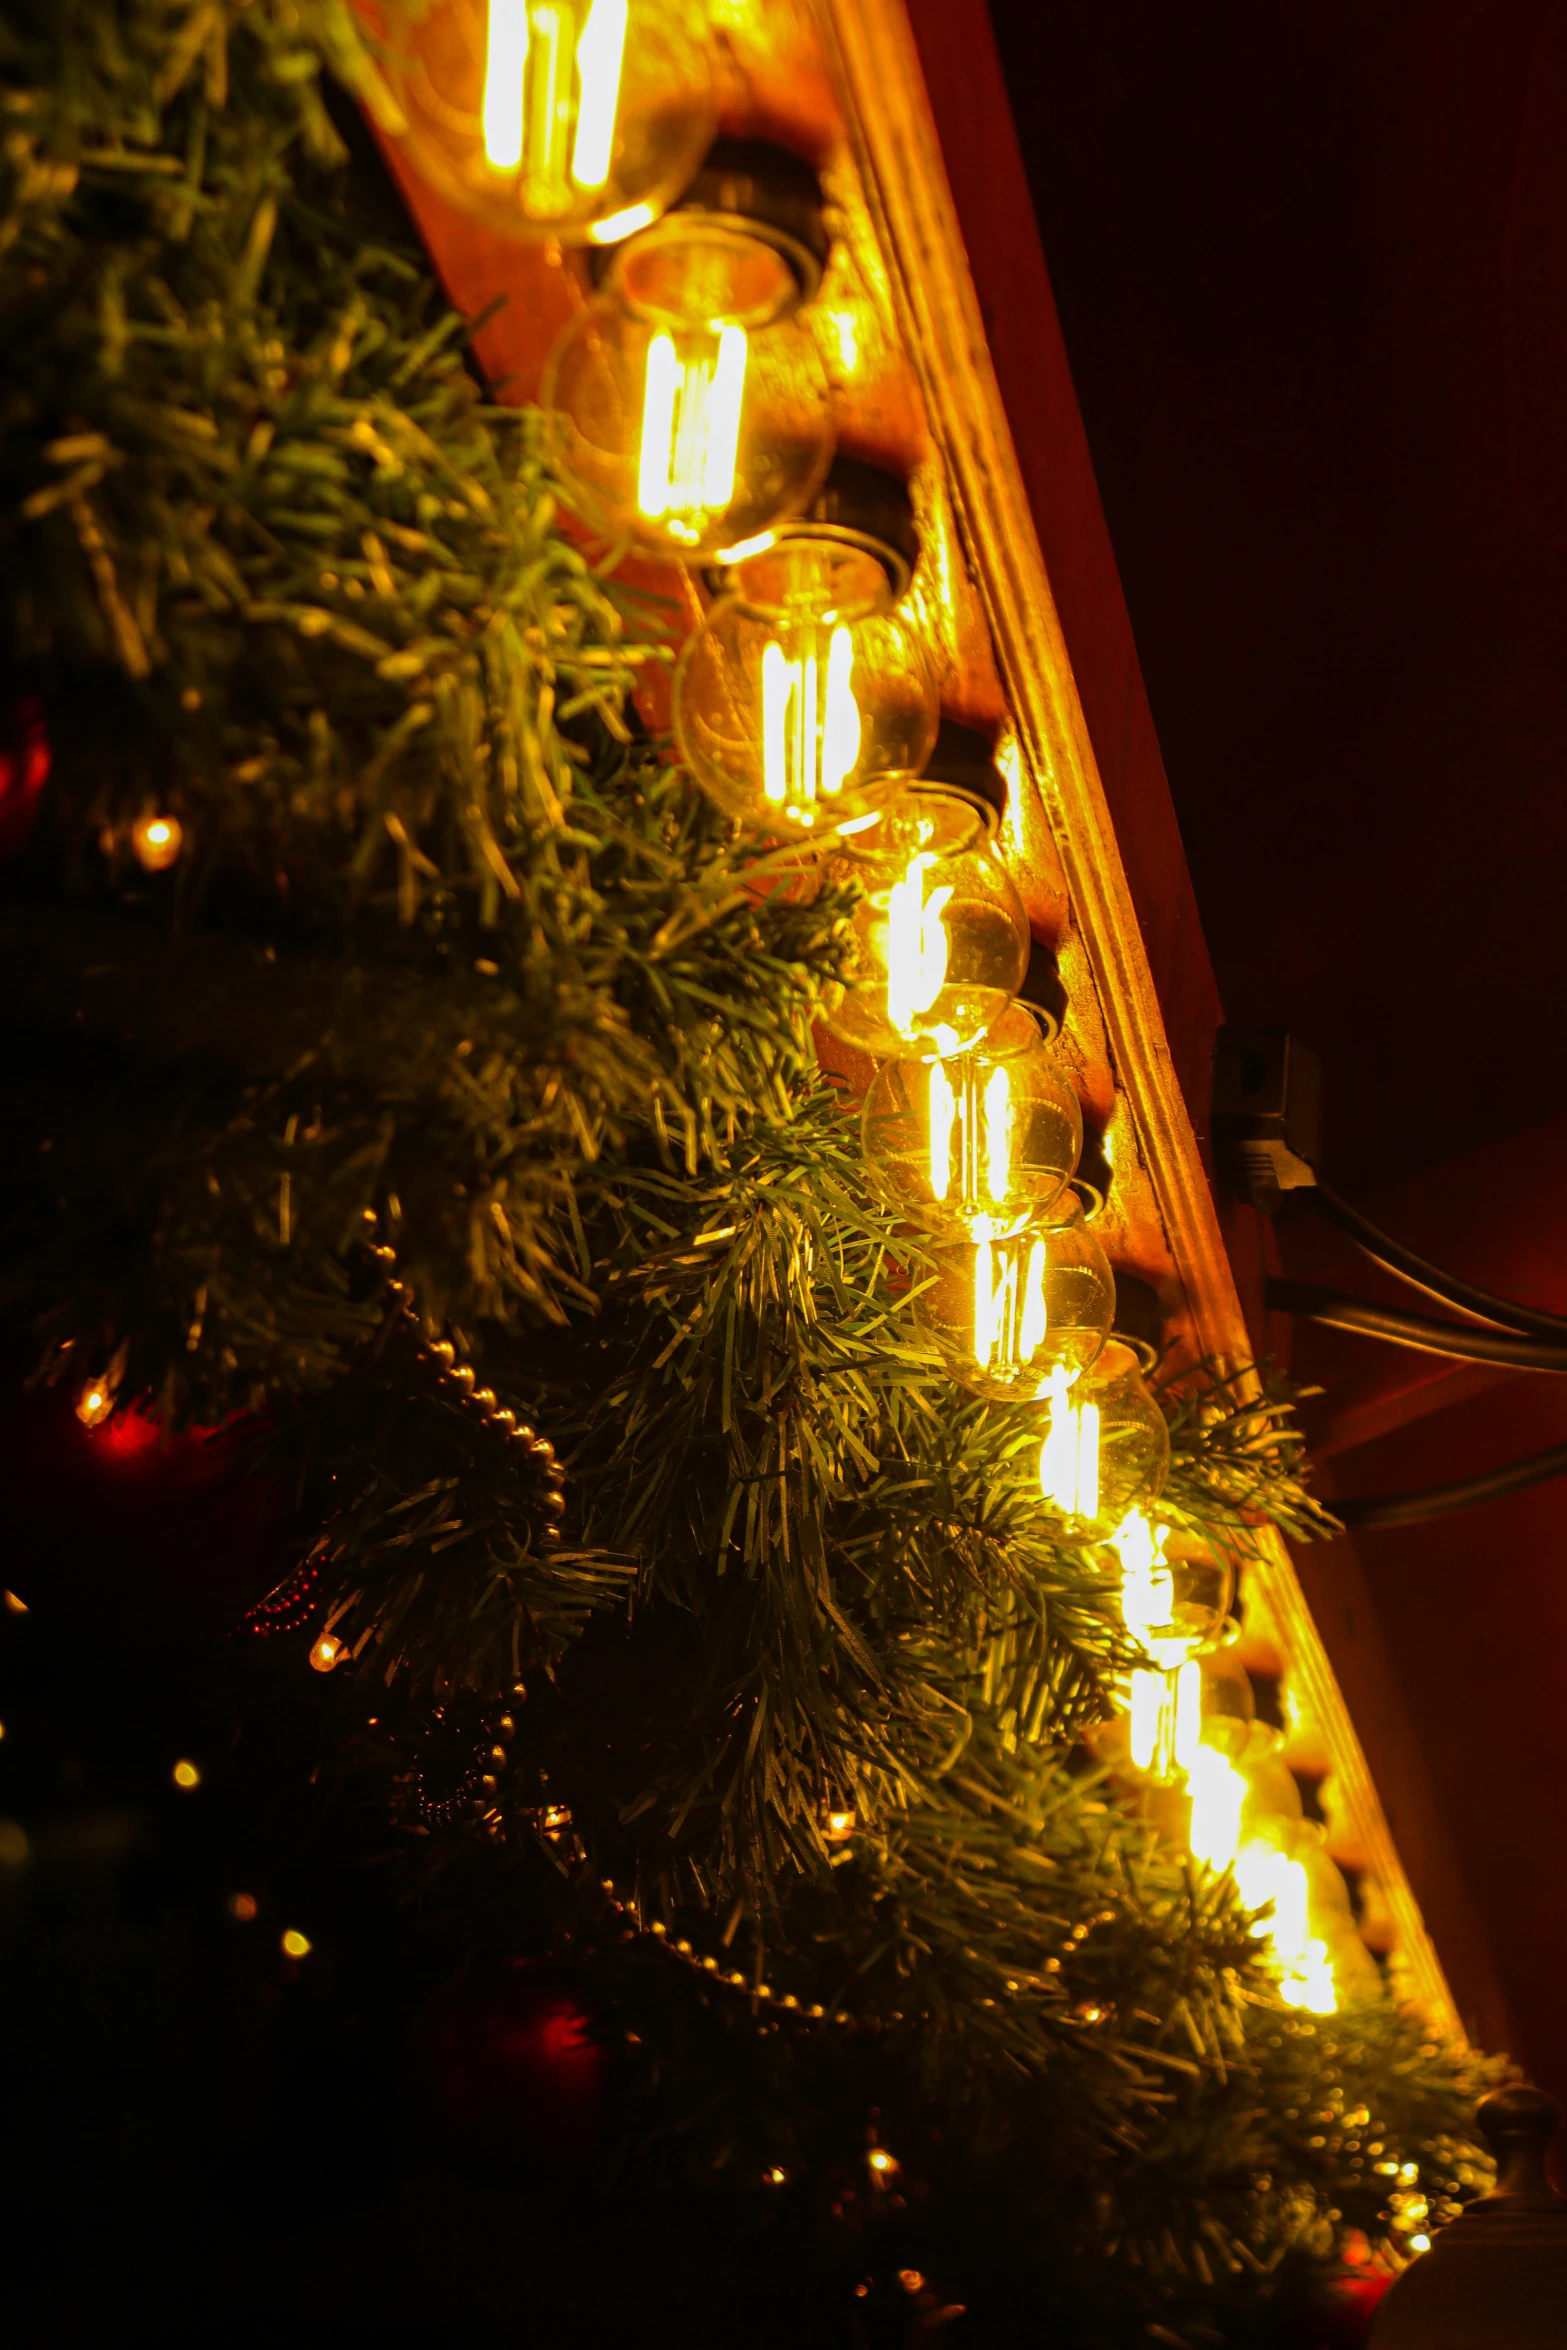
[817,0,1458,2036]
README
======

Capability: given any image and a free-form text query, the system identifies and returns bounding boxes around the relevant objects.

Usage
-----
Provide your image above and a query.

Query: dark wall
[990,0,1567,1195]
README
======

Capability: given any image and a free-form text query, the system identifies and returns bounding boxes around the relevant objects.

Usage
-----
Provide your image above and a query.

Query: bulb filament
[761,626,860,820]
[1037,1363,1099,1519]
[1128,1659,1202,1775]
[972,1230,1047,1374]
[1115,1509,1176,1651]
[927,1057,1014,1214]
[483,0,628,209]
[637,326,748,537]
[1188,1745,1336,2010]
[886,852,953,1040]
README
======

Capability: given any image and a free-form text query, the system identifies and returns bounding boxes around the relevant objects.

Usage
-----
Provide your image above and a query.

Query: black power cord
[1311,1180,1567,1343]
[1267,1280,1567,1371]
[1214,1030,1567,1525]
[1334,1436,1567,1529]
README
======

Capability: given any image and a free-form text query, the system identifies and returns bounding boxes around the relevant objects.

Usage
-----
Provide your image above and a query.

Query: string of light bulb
[378,0,1375,2019]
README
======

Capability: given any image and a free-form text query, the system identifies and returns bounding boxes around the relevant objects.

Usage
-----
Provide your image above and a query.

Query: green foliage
[0,5,1489,2342]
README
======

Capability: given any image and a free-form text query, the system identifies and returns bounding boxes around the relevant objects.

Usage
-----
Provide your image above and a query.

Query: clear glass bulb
[543,219,834,558]
[1112,1515,1233,1669]
[916,1194,1115,1401]
[817,786,1031,1058]
[861,1003,1080,1236]
[1126,1659,1204,1780]
[382,0,718,244]
[673,538,939,834]
[1035,1341,1169,1534]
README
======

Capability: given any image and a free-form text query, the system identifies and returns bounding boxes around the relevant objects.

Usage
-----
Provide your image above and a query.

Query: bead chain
[360,1209,567,1540]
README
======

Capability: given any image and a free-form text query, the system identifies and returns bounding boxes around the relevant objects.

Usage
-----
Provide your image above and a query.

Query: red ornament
[0,1384,284,1640]
[1307,2266,1394,2348]
[413,1959,613,2179]
[0,696,50,862]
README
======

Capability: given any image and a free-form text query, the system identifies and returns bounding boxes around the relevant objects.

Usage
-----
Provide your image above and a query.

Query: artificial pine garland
[0,5,1494,2341]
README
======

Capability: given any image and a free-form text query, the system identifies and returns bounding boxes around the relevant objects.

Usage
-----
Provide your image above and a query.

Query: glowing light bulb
[1187,1744,1245,1872]
[820,780,1031,1060]
[172,1759,201,1790]
[227,1892,258,1922]
[920,1198,1115,1400]
[386,0,715,245]
[75,1378,115,1429]
[309,1633,344,1674]
[862,1003,1081,1237]
[131,813,182,871]
[1184,1737,1341,2013]
[543,144,834,557]
[1112,1511,1230,1669]
[280,1928,312,1959]
[938,1058,1013,1206]
[1037,1363,1100,1521]
[886,848,953,1041]
[674,463,940,829]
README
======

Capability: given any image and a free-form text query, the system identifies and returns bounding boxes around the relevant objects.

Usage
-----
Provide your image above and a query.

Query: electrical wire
[1310,1179,1567,1342]
[1267,1279,1567,1369]
[1334,1436,1567,1528]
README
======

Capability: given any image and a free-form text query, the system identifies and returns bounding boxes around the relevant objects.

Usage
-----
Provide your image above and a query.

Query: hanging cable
[1309,1180,1567,1342]
[1335,1436,1567,1529]
[1267,1280,1567,1370]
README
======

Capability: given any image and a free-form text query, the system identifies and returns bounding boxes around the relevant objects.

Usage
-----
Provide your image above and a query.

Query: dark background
[990,0,1567,2104]
[991,0,1567,1194]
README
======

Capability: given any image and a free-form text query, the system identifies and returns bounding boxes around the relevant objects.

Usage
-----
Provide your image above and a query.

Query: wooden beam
[820,0,1460,2032]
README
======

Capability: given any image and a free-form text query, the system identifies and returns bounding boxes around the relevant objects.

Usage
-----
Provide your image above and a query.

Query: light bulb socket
[591,138,829,306]
[1071,1127,1114,1221]
[789,455,919,596]
[707,457,919,601]
[1110,1273,1163,1372]
[913,717,1008,821]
